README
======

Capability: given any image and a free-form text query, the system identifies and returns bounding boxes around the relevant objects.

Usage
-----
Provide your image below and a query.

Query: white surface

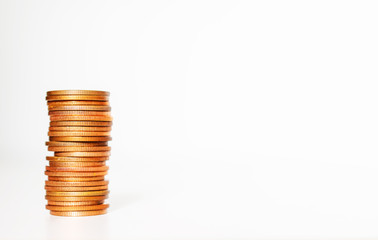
[1,0,378,239]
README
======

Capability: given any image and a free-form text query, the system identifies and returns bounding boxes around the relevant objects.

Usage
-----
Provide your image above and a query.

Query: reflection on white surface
[47,214,110,240]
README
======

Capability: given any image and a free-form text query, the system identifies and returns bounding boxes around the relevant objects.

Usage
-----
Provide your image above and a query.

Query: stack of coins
[45,90,112,217]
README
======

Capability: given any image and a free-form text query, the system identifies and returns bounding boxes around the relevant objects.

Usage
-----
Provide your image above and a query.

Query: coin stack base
[45,90,112,217]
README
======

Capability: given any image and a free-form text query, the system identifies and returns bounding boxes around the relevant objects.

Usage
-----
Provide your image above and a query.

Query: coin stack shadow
[45,90,112,217]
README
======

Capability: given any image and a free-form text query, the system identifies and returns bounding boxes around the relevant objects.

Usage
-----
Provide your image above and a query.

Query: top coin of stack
[45,90,112,217]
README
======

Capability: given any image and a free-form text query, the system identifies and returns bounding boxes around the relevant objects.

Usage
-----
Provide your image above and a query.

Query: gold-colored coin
[45,185,108,191]
[50,121,112,127]
[49,126,112,132]
[47,200,104,206]
[49,209,107,217]
[50,115,113,122]
[49,111,111,116]
[54,152,110,157]
[48,131,111,137]
[48,176,105,181]
[46,156,109,162]
[46,95,109,101]
[45,171,108,177]
[45,180,109,187]
[49,161,106,167]
[46,166,109,172]
[48,146,110,152]
[45,195,108,201]
[47,90,109,96]
[48,105,111,111]
[46,204,109,211]
[49,136,112,142]
[46,141,108,147]
[47,101,109,107]
[46,190,109,197]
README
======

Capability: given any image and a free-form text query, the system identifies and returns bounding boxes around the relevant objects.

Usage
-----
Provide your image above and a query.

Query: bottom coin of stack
[45,90,112,217]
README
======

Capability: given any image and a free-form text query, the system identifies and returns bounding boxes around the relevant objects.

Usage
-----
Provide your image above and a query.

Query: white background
[1,0,378,239]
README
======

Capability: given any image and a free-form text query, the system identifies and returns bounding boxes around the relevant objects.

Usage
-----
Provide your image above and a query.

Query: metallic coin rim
[54,152,111,157]
[49,111,111,116]
[46,190,109,197]
[45,170,108,176]
[46,166,109,172]
[47,90,109,96]
[48,131,111,137]
[45,180,109,187]
[46,95,109,101]
[48,146,111,152]
[48,176,105,181]
[50,115,113,121]
[47,200,105,206]
[48,106,111,111]
[49,162,106,167]
[49,126,112,132]
[45,185,108,191]
[50,121,113,127]
[46,156,109,162]
[45,195,108,201]
[49,136,112,142]
[49,209,107,217]
[46,141,108,147]
[46,204,109,211]
[47,101,110,107]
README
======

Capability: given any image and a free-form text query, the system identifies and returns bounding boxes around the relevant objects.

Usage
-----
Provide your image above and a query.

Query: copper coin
[45,180,109,187]
[45,195,108,201]
[47,200,104,206]
[49,209,107,217]
[46,190,109,197]
[46,95,109,101]
[48,176,105,181]
[45,171,108,177]
[49,162,106,167]
[45,185,108,191]
[46,166,109,172]
[49,136,112,142]
[48,131,111,137]
[50,115,112,122]
[48,105,111,111]
[46,156,109,162]
[47,90,109,96]
[47,101,110,107]
[46,141,108,147]
[49,111,111,116]
[48,110,111,116]
[46,204,109,211]
[54,152,110,157]
[48,146,110,152]
[50,121,112,127]
[49,126,111,132]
